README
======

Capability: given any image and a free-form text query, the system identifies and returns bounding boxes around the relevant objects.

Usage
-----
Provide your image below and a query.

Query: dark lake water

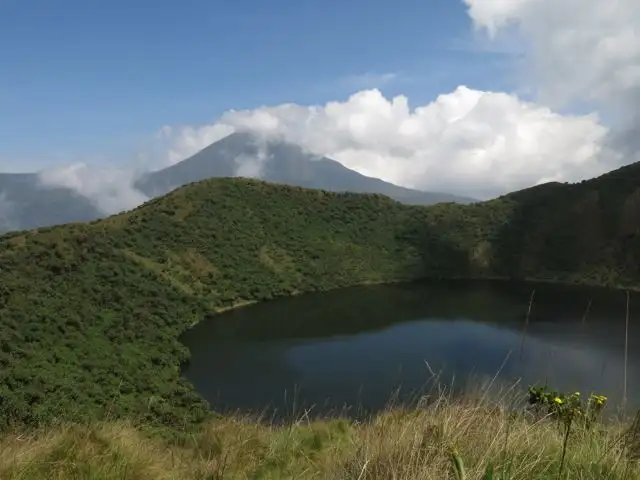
[181,280,640,418]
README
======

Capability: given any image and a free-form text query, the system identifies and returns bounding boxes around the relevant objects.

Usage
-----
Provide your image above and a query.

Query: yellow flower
[553,397,563,405]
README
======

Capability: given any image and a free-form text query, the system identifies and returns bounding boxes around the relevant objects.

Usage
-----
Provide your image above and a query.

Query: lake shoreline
[185,272,638,330]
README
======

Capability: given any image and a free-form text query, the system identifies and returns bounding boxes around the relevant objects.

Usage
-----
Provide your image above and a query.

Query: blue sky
[0,0,518,170]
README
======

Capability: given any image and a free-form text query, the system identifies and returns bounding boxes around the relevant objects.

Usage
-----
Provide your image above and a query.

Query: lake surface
[181,280,640,418]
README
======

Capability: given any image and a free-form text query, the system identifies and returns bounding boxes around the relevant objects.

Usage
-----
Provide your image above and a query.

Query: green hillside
[489,162,640,285]
[1,164,640,430]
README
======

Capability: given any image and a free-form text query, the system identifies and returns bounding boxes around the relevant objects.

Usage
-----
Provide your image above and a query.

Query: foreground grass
[2,393,639,480]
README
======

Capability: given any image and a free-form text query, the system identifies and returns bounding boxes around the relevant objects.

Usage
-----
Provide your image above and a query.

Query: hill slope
[0,179,483,429]
[491,162,640,284]
[2,161,640,429]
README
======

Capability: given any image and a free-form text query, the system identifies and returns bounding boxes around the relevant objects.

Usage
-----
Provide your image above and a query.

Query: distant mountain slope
[135,131,475,205]
[0,173,101,233]
[0,132,473,233]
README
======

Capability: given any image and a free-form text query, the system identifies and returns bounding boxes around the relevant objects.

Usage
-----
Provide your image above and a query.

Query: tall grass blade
[623,290,630,413]
[450,447,467,480]
[483,462,494,480]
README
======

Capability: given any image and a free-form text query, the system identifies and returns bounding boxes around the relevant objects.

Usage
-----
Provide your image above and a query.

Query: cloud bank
[15,0,640,210]
[465,0,640,109]
[37,163,149,215]
[464,0,640,162]
[161,87,613,200]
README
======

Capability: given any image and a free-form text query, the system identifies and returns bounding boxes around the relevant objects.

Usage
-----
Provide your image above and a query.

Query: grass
[2,388,639,479]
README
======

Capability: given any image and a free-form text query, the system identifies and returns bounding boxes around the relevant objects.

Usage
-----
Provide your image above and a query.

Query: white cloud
[463,0,640,113]
[37,163,149,215]
[233,144,271,179]
[161,86,614,199]
[159,124,235,167]
[464,0,640,170]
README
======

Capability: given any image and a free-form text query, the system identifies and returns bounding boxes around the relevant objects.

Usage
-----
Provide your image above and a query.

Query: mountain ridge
[135,131,476,205]
[0,132,474,233]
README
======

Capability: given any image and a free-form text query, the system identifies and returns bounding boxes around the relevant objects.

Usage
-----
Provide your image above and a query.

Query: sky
[1,0,639,203]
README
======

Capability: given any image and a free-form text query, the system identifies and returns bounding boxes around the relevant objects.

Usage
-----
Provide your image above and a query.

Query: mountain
[1,161,640,429]
[0,132,473,234]
[0,173,102,233]
[135,131,476,205]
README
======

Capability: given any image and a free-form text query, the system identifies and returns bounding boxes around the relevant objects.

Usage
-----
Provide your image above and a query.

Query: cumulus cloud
[37,163,149,215]
[161,86,614,199]
[464,0,640,107]
[233,145,271,179]
[160,124,236,167]
[464,0,640,161]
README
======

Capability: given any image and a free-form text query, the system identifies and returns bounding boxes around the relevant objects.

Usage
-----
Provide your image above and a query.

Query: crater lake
[180,280,639,418]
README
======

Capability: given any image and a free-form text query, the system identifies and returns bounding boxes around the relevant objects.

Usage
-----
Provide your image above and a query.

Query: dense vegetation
[489,163,640,286]
[2,161,640,430]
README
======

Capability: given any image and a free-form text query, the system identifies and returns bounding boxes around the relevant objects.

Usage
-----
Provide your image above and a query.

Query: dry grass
[1,392,639,480]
